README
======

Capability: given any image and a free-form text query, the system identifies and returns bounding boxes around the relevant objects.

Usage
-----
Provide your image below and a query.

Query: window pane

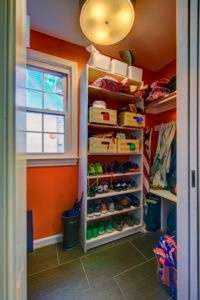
[26,68,43,91]
[43,114,64,133]
[26,90,43,109]
[44,73,65,94]
[27,132,42,153]
[26,112,42,132]
[44,93,64,112]
[44,133,64,153]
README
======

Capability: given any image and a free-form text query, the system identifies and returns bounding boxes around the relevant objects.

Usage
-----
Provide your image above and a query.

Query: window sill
[27,157,78,167]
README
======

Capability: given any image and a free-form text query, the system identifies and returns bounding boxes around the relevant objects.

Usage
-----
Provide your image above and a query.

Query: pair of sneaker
[112,179,137,191]
[87,199,115,218]
[86,222,113,240]
[88,162,103,176]
[112,215,140,231]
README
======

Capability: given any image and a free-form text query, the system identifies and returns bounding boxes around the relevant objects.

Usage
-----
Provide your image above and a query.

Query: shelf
[150,188,177,203]
[88,152,142,156]
[86,224,143,250]
[88,171,141,180]
[89,85,140,103]
[88,65,142,86]
[87,187,142,200]
[88,123,143,132]
[87,206,141,222]
[145,91,176,114]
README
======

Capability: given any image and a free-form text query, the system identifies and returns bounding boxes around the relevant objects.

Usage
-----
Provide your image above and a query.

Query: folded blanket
[92,76,129,94]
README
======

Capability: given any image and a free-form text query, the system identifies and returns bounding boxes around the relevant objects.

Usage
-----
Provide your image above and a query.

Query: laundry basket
[154,235,177,299]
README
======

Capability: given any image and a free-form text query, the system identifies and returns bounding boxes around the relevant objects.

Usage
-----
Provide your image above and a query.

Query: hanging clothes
[166,137,176,194]
[143,128,153,196]
[151,122,176,188]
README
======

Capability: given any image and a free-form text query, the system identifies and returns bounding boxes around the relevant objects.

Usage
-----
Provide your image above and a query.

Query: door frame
[0,0,26,299]
[177,0,199,299]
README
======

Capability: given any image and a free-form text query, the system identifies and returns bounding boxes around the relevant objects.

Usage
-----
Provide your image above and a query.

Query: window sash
[26,49,78,164]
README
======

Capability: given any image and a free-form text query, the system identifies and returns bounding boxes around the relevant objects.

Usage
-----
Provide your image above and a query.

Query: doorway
[0,0,199,299]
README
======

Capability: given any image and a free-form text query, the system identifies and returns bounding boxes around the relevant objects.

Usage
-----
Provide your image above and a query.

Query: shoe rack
[79,65,144,252]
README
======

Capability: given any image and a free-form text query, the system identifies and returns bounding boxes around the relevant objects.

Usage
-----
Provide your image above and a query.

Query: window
[26,50,78,166]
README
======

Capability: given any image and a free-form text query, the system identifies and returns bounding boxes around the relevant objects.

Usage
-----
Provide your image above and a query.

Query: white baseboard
[34,233,63,250]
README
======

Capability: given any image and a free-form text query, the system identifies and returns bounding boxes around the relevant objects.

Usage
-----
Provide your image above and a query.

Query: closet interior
[79,60,176,251]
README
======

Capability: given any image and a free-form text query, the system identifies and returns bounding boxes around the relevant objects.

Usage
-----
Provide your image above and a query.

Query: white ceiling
[27,0,176,71]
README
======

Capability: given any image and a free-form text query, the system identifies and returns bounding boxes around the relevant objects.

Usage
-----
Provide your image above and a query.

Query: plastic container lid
[92,100,106,109]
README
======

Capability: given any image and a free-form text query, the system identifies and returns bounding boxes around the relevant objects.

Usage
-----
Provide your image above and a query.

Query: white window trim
[26,49,78,166]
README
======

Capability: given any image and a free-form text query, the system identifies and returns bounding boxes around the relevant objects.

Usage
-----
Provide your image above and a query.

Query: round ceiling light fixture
[80,0,135,46]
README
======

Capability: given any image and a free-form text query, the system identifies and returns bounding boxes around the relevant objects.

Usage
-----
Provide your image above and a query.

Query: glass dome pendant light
[80,0,135,46]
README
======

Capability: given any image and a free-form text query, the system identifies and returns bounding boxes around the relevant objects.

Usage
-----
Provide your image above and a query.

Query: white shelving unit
[79,65,144,252]
[145,91,176,114]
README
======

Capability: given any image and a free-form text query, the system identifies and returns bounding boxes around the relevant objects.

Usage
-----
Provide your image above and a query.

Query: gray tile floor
[28,232,171,300]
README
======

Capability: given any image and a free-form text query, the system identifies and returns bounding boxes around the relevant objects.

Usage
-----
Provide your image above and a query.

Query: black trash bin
[62,211,80,250]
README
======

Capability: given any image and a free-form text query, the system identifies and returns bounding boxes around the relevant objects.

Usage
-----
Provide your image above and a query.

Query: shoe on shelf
[127,179,137,189]
[103,182,110,193]
[88,186,97,197]
[113,217,124,231]
[96,184,104,194]
[94,162,103,175]
[120,180,128,190]
[100,201,108,214]
[94,203,101,216]
[105,221,113,233]
[134,217,140,226]
[86,228,93,240]
[87,203,95,218]
[113,181,123,191]
[107,198,115,212]
[115,200,124,211]
[92,226,99,238]
[118,197,131,208]
[124,215,135,227]
[88,164,96,176]
[98,223,105,235]
[129,163,140,172]
[127,194,140,207]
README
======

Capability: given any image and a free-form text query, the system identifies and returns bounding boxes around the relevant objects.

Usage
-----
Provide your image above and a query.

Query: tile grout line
[113,277,128,300]
[113,257,155,278]
[128,240,149,260]
[28,256,81,278]
[56,244,60,265]
[80,258,91,290]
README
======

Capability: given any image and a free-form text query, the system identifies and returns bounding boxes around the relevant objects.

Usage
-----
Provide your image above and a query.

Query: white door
[177,0,199,299]
[0,0,27,299]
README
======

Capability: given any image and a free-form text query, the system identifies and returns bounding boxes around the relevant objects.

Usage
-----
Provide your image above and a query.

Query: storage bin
[89,137,117,153]
[111,59,128,76]
[89,107,117,125]
[145,199,161,231]
[88,52,111,71]
[128,66,143,81]
[119,112,145,128]
[117,139,140,153]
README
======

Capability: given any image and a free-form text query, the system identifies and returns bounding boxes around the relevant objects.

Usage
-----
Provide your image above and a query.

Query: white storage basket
[111,59,128,76]
[128,66,143,81]
[88,52,111,71]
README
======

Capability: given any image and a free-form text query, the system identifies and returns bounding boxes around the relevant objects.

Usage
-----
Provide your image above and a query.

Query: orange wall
[28,31,89,240]
[156,60,176,80]
[27,166,78,239]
